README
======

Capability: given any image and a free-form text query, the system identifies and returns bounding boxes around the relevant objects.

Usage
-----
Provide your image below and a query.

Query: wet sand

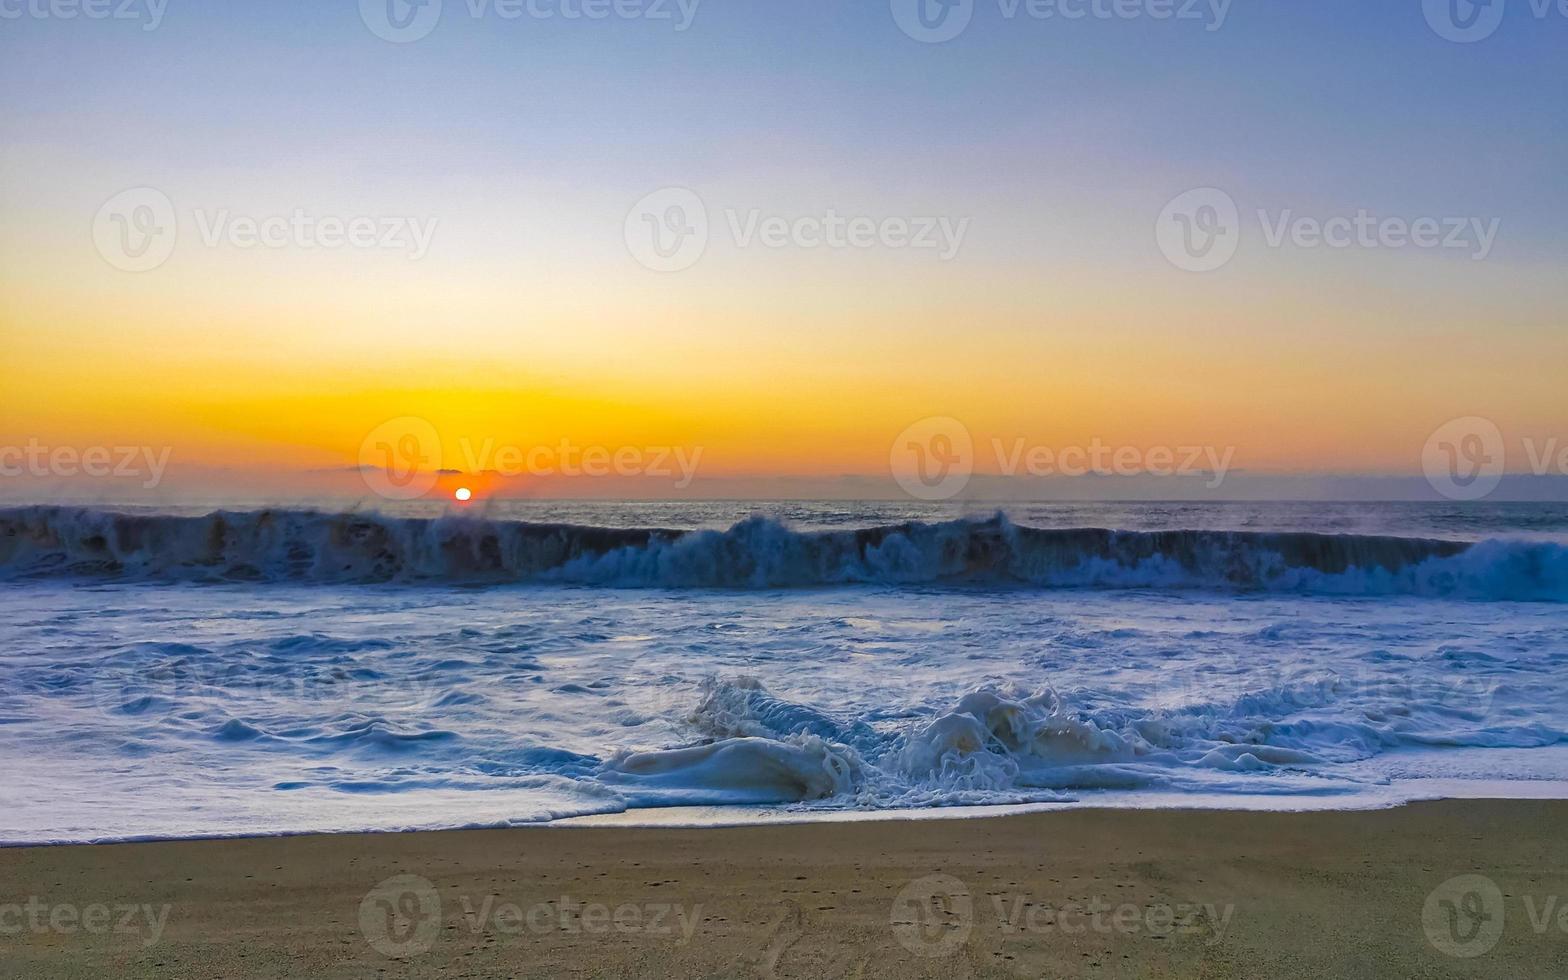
[2,800,1565,978]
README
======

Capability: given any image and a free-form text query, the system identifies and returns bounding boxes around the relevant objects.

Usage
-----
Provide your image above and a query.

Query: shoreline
[12,768,1568,848]
[3,799,1564,978]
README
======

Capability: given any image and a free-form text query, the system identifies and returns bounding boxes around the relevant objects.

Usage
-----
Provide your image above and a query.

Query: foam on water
[2,503,1567,844]
[2,506,1565,600]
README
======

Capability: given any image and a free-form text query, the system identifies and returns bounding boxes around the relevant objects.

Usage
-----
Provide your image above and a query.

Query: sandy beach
[2,800,1564,978]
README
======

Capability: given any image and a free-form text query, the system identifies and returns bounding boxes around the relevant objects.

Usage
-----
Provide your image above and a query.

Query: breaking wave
[1,506,1564,600]
[594,675,1568,810]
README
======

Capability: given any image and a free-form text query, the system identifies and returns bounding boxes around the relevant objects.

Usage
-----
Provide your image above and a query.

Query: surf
[1,505,1565,600]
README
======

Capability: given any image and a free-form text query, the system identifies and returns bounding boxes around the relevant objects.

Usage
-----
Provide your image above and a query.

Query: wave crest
[1,506,1563,599]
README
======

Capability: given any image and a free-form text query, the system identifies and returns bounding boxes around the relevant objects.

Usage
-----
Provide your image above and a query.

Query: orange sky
[4,7,1566,501]
[7,263,1566,495]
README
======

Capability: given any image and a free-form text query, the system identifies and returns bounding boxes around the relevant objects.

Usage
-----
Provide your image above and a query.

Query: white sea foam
[3,506,1565,599]
[2,503,1567,844]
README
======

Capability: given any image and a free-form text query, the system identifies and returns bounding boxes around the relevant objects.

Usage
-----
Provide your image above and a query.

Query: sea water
[2,501,1566,844]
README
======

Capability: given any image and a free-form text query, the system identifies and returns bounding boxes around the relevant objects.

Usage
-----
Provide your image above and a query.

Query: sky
[1,0,1565,501]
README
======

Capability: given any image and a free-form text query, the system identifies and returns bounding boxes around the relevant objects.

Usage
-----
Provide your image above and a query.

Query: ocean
[3,500,1567,844]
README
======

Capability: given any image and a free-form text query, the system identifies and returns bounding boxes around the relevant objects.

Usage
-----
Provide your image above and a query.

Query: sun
[454,487,472,502]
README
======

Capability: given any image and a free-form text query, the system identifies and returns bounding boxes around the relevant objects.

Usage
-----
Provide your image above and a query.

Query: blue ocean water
[2,501,1566,843]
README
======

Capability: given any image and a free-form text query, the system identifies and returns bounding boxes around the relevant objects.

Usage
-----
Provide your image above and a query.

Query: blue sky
[2,0,1565,495]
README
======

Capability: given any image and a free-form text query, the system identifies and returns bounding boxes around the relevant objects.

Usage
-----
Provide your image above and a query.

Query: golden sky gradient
[3,5,1565,500]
